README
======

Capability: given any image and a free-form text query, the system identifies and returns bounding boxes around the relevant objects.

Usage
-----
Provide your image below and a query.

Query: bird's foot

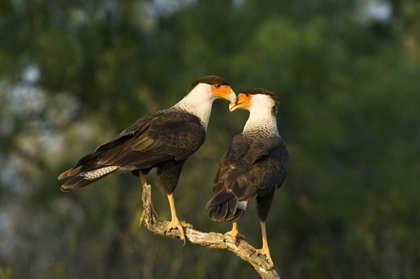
[255,247,274,269]
[165,220,192,244]
[225,228,245,246]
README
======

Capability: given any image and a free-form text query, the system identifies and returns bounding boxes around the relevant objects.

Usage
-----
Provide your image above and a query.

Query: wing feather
[207,134,288,221]
[58,111,206,180]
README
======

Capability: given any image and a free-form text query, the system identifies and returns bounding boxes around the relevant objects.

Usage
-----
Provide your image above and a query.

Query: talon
[165,220,192,244]
[179,221,193,229]
[224,222,245,240]
[256,248,274,269]
[165,194,192,244]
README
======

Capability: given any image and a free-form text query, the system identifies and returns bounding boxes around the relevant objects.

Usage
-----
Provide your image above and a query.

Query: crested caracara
[58,75,236,242]
[206,88,289,267]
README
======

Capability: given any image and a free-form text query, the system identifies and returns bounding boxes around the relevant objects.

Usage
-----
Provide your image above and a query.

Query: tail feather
[229,209,245,222]
[206,190,246,222]
[60,166,119,192]
[58,166,83,180]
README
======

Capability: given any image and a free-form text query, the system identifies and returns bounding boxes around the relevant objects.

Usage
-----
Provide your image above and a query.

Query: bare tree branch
[139,183,280,279]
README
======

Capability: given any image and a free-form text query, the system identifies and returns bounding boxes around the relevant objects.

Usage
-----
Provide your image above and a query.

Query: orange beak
[229,93,252,112]
[211,84,236,104]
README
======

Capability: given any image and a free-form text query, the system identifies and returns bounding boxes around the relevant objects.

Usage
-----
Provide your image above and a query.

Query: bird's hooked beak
[229,101,238,112]
[229,93,251,112]
[211,84,236,105]
[227,91,237,110]
[227,91,237,104]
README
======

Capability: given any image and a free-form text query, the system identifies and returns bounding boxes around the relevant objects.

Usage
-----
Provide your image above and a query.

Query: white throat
[243,95,279,136]
[172,83,215,130]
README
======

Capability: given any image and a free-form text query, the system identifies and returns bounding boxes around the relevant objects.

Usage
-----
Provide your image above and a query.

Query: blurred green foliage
[0,0,419,278]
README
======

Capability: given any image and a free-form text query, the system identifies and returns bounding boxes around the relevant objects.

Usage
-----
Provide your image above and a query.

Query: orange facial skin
[229,92,252,112]
[211,84,236,103]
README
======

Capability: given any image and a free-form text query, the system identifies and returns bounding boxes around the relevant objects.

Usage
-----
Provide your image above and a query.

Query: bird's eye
[214,84,220,88]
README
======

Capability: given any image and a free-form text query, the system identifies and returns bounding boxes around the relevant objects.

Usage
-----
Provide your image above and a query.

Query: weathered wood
[139,183,280,279]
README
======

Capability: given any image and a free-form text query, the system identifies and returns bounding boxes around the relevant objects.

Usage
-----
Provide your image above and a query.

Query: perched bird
[58,75,236,242]
[206,88,289,267]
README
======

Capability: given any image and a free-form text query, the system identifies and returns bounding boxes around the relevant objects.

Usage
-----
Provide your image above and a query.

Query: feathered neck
[171,83,215,130]
[243,110,279,137]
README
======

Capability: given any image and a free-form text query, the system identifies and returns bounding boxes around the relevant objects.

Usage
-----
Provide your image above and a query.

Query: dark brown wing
[59,111,206,190]
[211,134,252,193]
[96,111,206,168]
[207,135,288,222]
[226,137,288,199]
[58,112,159,179]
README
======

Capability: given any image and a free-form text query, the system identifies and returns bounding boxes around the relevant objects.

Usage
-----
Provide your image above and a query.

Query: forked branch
[139,183,280,279]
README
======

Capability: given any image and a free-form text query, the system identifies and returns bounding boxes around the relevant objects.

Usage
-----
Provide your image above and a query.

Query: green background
[0,0,419,278]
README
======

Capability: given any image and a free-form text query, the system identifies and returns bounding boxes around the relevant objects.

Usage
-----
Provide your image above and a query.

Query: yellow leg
[166,193,192,244]
[256,221,274,268]
[140,172,147,186]
[167,194,180,226]
[225,222,245,240]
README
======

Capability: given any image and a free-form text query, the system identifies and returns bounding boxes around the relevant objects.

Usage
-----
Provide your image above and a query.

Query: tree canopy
[0,0,419,278]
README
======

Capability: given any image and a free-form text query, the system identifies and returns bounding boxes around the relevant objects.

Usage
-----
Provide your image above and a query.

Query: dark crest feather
[241,88,281,115]
[188,75,229,92]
